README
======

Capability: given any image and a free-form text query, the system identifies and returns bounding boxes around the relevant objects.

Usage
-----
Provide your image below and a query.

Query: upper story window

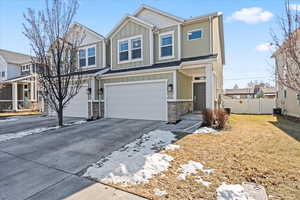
[118,36,142,64]
[187,29,202,40]
[21,64,30,72]
[159,31,174,59]
[1,71,5,77]
[79,46,96,67]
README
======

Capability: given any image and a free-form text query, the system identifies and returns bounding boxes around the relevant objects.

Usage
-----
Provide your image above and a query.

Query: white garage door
[105,80,167,121]
[63,85,88,118]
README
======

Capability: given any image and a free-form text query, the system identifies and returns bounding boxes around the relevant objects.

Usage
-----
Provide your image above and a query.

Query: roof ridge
[0,48,31,58]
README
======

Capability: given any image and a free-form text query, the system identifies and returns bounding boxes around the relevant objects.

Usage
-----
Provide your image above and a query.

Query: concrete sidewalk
[64,183,147,200]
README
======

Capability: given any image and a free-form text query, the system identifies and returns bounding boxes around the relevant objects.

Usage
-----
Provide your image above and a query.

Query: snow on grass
[195,176,211,187]
[0,120,87,142]
[0,126,59,142]
[194,127,217,134]
[153,188,168,196]
[0,118,18,123]
[164,144,180,151]
[176,160,214,180]
[83,129,177,186]
[217,183,254,200]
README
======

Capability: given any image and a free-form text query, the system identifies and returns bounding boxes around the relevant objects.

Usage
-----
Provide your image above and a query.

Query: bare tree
[271,0,300,92]
[23,0,85,126]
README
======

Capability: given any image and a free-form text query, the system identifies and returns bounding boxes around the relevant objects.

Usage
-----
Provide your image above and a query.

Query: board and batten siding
[182,20,211,58]
[176,71,192,99]
[154,25,178,63]
[78,40,104,69]
[100,72,174,99]
[111,21,150,70]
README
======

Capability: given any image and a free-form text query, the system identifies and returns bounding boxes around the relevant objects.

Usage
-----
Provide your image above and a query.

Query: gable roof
[134,5,185,23]
[0,49,32,65]
[107,15,154,38]
[71,23,105,40]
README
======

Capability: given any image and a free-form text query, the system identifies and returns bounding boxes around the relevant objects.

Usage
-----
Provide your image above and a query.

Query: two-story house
[0,49,40,112]
[49,5,225,123]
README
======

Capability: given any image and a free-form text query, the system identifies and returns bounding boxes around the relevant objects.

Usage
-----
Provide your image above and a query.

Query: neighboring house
[49,5,225,123]
[224,88,255,99]
[273,52,300,119]
[0,49,40,112]
[224,87,276,99]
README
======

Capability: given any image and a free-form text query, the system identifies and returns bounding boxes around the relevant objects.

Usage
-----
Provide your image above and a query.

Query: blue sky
[0,0,290,88]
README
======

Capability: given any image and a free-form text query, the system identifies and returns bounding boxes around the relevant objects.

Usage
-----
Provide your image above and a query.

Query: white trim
[110,38,113,70]
[173,71,177,99]
[78,44,97,68]
[178,24,182,60]
[180,57,217,67]
[101,67,180,79]
[134,5,185,22]
[102,40,106,68]
[187,28,203,41]
[117,35,143,64]
[104,79,168,121]
[108,15,153,39]
[149,30,154,65]
[159,31,175,60]
[209,16,213,54]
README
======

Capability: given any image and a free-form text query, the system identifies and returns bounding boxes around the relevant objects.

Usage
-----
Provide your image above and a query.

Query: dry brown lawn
[117,115,300,200]
[0,111,40,118]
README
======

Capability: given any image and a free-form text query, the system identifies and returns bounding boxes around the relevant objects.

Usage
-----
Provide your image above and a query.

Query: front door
[193,82,206,111]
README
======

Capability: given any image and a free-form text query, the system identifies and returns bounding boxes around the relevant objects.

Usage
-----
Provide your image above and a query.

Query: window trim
[117,35,143,64]
[159,31,175,60]
[187,29,203,41]
[78,45,97,68]
[21,64,30,72]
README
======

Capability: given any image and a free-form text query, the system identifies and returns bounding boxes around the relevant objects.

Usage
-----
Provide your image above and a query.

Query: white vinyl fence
[223,98,276,114]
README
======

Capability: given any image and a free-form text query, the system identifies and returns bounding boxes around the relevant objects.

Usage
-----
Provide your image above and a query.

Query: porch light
[167,83,173,92]
[99,88,104,95]
[86,87,91,95]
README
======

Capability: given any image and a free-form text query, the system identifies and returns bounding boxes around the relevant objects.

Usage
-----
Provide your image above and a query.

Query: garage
[63,84,88,118]
[104,80,167,121]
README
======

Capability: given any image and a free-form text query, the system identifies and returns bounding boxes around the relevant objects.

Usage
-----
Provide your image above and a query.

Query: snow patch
[0,126,59,142]
[195,176,211,187]
[154,188,167,196]
[177,161,213,180]
[194,127,217,134]
[83,129,176,186]
[217,183,254,200]
[65,120,87,125]
[165,144,180,151]
[0,118,18,123]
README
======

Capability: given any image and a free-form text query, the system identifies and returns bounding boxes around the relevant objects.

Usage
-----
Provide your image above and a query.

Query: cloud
[289,4,300,10]
[228,7,273,24]
[256,43,275,52]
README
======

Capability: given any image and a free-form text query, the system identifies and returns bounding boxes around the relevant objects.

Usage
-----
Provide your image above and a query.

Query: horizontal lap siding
[100,72,173,99]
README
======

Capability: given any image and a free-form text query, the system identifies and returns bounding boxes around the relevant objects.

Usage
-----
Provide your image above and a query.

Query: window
[79,46,96,67]
[284,89,287,99]
[21,64,30,72]
[188,29,202,40]
[1,71,5,77]
[88,47,95,66]
[79,49,86,67]
[131,39,142,59]
[119,41,129,62]
[118,36,142,63]
[159,32,173,59]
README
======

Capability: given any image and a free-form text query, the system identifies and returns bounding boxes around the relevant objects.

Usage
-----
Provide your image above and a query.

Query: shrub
[202,109,214,127]
[202,109,228,129]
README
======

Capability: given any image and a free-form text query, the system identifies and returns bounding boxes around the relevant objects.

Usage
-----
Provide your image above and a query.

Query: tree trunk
[58,101,63,126]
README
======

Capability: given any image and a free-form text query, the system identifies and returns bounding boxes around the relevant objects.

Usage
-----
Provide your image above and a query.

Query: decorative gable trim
[134,5,185,23]
[107,15,154,39]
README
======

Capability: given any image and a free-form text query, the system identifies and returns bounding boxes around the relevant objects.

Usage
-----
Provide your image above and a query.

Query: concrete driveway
[0,117,161,200]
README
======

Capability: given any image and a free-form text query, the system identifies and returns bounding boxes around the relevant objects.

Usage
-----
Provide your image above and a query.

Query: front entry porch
[0,75,40,112]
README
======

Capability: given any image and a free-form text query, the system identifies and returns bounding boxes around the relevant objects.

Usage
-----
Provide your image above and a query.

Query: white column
[30,80,34,101]
[12,82,18,111]
[205,64,214,110]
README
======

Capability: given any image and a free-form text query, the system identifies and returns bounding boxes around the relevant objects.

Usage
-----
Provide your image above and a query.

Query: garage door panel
[105,81,167,121]
[63,85,88,118]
